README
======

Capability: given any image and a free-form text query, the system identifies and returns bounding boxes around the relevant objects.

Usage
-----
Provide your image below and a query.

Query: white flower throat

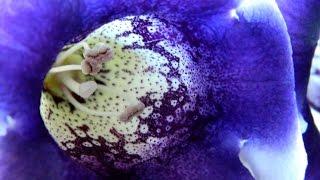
[39,15,206,172]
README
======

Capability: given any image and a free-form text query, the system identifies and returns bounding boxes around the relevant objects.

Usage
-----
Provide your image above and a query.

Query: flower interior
[40,15,214,173]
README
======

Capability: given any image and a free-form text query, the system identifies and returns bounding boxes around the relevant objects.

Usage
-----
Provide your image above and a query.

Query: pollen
[119,102,146,122]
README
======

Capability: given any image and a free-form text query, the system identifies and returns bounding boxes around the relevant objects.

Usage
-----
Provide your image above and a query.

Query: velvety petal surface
[277,1,320,179]
[0,0,309,179]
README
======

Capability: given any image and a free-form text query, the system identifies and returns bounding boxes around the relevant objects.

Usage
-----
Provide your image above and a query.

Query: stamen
[97,85,119,94]
[55,42,89,66]
[48,65,82,74]
[46,41,115,113]
[82,42,114,75]
[62,86,116,117]
[53,42,113,76]
[83,42,112,59]
[57,72,97,99]
[120,102,145,122]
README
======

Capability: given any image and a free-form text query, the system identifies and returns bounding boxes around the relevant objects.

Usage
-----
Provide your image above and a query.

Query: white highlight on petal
[0,115,15,137]
[314,40,320,60]
[239,134,307,180]
[236,1,307,178]
[239,0,278,10]
[237,0,280,24]
[311,108,320,133]
[298,113,308,134]
[230,9,239,20]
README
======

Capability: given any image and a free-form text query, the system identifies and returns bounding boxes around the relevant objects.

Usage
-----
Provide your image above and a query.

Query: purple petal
[0,0,245,178]
[0,0,311,179]
[277,0,320,179]
[0,132,101,179]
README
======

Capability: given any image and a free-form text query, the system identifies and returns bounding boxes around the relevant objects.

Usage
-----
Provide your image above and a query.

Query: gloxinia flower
[0,0,319,179]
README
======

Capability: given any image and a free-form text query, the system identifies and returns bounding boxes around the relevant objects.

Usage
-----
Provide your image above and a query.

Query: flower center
[39,15,208,173]
[49,41,113,97]
[44,39,145,120]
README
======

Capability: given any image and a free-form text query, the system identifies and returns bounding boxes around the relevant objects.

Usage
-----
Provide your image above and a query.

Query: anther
[51,42,113,76]
[48,41,114,100]
[81,42,113,75]
[120,102,145,122]
[57,72,97,99]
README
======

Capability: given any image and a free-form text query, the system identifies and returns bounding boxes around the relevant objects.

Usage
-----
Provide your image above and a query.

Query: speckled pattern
[40,16,216,174]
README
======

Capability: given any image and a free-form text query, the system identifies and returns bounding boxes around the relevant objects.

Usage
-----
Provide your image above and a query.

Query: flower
[0,0,319,179]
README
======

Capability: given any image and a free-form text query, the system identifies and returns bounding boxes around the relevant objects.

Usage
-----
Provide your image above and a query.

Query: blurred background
[308,39,320,131]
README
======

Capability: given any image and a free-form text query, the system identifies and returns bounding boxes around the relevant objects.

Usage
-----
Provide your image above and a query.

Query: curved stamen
[62,84,144,120]
[48,65,82,74]
[61,86,117,117]
[51,41,113,76]
[48,41,114,98]
[55,42,89,65]
[46,41,117,116]
[97,85,119,93]
[57,72,97,99]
